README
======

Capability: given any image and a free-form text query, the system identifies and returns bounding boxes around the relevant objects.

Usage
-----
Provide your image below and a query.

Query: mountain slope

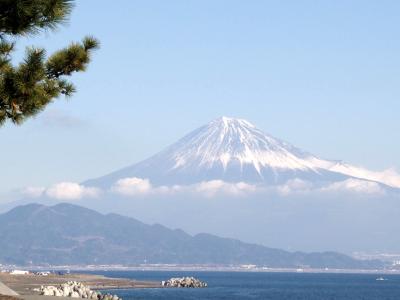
[85,117,400,189]
[0,203,382,269]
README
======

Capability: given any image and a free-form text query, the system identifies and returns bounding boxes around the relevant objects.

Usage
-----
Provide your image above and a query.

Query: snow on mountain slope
[309,158,400,189]
[85,117,400,189]
[168,117,317,172]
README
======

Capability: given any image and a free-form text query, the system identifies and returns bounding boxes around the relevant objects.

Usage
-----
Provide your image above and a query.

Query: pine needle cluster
[0,0,99,125]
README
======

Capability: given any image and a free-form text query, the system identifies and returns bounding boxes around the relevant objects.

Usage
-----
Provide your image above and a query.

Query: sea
[86,270,400,300]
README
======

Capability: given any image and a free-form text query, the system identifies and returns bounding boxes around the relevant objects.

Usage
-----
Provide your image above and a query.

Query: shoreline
[0,273,160,298]
[1,267,399,299]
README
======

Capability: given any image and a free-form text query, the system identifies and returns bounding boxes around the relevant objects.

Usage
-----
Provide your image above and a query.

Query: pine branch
[46,36,100,78]
[0,0,74,36]
[0,0,99,126]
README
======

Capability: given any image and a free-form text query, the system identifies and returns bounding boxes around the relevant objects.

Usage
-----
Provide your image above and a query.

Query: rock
[43,289,52,296]
[71,291,80,298]
[63,287,71,297]
[37,281,121,300]
[162,277,207,288]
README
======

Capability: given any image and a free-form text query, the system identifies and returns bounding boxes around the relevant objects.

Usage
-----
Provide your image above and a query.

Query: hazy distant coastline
[2,264,400,275]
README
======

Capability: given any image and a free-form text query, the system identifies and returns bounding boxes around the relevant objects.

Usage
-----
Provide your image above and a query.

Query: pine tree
[0,0,99,126]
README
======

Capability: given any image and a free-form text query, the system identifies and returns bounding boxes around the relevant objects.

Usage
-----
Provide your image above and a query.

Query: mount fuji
[85,117,400,190]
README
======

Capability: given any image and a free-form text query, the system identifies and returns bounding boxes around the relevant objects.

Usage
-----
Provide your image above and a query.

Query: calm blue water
[88,270,400,300]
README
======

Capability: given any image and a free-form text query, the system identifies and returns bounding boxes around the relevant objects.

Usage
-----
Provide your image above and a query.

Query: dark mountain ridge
[0,203,382,269]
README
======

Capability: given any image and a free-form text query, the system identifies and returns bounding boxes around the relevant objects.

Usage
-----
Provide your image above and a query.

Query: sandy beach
[0,278,19,298]
[0,272,160,299]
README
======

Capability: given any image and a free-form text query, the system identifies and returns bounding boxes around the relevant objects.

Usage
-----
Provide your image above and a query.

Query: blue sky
[1,0,399,198]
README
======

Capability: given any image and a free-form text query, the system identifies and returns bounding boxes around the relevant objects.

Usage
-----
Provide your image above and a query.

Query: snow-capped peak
[168,116,318,174]
[217,116,256,129]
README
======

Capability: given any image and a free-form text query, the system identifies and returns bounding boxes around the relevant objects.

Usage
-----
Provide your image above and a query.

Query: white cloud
[321,178,385,195]
[111,177,152,196]
[22,176,388,202]
[110,177,389,198]
[111,177,257,198]
[40,109,86,128]
[193,180,256,197]
[45,182,101,200]
[270,178,386,196]
[21,186,46,198]
[376,168,400,189]
[275,179,314,196]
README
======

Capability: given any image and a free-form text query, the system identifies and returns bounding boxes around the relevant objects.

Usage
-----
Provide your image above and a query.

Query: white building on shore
[10,270,29,275]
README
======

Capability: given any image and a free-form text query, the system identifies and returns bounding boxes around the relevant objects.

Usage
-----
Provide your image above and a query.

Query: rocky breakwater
[34,281,121,300]
[161,277,207,288]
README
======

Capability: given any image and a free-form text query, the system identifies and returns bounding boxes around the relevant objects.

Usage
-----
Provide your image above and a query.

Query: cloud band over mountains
[22,176,389,201]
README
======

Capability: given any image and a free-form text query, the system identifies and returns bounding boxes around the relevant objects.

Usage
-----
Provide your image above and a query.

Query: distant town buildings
[10,270,29,275]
